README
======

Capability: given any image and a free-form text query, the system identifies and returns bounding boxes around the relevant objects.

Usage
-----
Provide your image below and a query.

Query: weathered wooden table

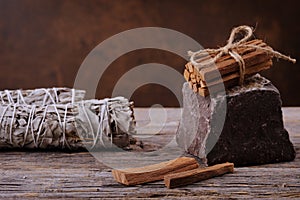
[1,108,299,199]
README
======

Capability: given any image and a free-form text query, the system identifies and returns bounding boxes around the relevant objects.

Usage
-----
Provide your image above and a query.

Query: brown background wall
[0,0,299,107]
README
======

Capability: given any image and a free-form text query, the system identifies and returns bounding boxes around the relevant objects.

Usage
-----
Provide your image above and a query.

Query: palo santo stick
[191,78,197,83]
[198,60,272,96]
[184,69,190,81]
[183,40,273,96]
[188,81,193,89]
[192,84,198,93]
[202,59,273,87]
[112,157,200,186]
[164,162,234,189]
[198,48,271,81]
[198,88,210,97]
[184,40,270,83]
[194,39,266,67]
[190,40,269,81]
[188,63,194,73]
[196,74,201,83]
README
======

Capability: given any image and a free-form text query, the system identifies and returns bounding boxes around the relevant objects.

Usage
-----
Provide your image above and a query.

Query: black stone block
[176,74,296,166]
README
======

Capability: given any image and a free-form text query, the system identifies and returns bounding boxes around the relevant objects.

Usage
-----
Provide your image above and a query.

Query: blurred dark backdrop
[0,0,299,106]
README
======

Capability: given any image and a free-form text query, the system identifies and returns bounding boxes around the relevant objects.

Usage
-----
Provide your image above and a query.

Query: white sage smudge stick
[0,88,135,150]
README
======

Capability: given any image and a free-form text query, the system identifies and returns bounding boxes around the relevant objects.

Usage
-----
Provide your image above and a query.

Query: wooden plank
[0,108,298,199]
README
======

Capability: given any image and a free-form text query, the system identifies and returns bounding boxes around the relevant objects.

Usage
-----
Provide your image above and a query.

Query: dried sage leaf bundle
[0,88,135,150]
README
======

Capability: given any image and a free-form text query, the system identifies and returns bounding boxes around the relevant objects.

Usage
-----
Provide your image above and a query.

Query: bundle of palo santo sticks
[185,25,296,96]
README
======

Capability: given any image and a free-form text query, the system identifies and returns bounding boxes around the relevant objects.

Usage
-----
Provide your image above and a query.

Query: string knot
[222,46,230,55]
[188,25,296,85]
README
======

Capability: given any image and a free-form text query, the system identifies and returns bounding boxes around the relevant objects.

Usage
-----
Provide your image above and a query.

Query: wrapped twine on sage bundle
[0,88,135,150]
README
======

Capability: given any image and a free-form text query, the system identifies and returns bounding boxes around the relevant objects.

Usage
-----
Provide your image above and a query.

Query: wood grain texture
[196,40,269,80]
[198,61,272,96]
[184,40,274,96]
[0,108,299,199]
[164,162,234,189]
[112,157,200,186]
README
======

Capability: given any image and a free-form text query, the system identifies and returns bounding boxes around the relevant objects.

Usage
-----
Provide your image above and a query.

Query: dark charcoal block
[177,74,296,166]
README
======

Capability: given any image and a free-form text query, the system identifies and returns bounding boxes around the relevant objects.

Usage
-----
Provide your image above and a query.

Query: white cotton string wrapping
[17,90,27,105]
[188,25,296,85]
[35,105,49,147]
[62,103,71,149]
[0,88,135,150]
[23,105,34,147]
[94,99,109,148]
[0,88,85,105]
[9,104,16,144]
[0,92,4,104]
[80,101,96,146]
[4,90,14,104]
[71,89,75,104]
[0,104,9,126]
[29,105,37,147]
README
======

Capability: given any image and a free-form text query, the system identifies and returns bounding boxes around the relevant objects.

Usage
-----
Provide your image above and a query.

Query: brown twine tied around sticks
[188,25,296,85]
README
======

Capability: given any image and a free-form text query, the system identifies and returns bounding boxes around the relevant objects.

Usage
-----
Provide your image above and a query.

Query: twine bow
[188,25,296,85]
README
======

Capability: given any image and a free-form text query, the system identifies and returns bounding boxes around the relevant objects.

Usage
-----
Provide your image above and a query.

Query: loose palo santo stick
[164,162,234,189]
[112,157,200,186]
